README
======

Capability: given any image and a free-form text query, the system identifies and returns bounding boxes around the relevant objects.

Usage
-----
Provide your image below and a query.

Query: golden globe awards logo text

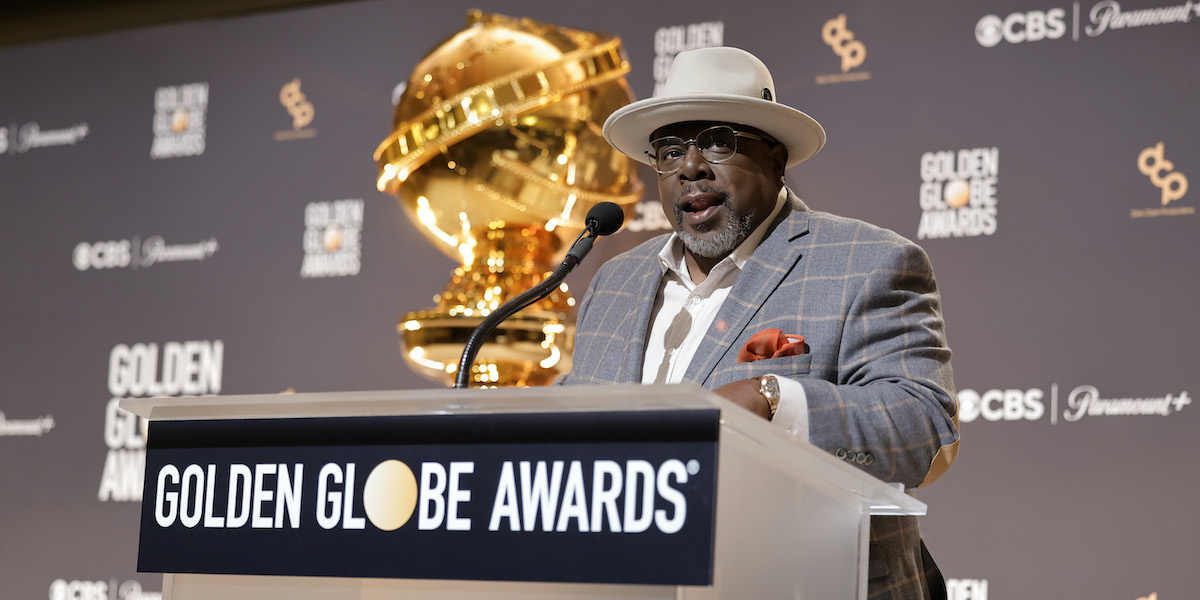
[99,341,224,502]
[652,21,723,98]
[152,458,693,535]
[150,83,208,159]
[947,578,989,600]
[918,147,999,239]
[301,199,363,278]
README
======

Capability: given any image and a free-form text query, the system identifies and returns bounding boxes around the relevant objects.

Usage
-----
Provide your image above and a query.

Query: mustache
[675,183,729,206]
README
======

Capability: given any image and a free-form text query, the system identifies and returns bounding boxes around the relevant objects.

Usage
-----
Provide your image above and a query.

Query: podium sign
[124,385,926,599]
[138,409,720,586]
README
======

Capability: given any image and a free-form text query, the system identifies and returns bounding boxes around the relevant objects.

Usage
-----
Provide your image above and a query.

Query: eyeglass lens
[650,126,738,173]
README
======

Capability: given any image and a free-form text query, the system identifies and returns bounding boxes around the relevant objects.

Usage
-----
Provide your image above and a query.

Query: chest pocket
[720,353,812,381]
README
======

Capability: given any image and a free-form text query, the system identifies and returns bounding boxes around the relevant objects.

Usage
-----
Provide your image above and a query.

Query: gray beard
[675,204,757,259]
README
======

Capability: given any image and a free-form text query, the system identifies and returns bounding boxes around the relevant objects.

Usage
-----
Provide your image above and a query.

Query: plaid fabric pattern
[561,191,957,600]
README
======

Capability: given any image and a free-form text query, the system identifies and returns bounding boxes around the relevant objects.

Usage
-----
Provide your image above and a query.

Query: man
[561,47,959,599]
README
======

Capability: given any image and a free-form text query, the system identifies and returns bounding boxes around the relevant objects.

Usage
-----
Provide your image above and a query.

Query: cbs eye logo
[975,9,1066,47]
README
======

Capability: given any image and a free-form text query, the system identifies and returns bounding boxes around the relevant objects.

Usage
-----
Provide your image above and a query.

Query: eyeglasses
[646,125,775,175]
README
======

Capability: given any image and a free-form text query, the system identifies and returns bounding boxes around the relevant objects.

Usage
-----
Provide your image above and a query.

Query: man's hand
[713,378,771,420]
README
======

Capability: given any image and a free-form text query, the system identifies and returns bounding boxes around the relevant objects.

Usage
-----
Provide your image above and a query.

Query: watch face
[760,376,780,401]
[759,375,781,418]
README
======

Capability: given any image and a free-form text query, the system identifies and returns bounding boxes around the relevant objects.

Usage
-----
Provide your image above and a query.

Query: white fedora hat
[604,46,825,169]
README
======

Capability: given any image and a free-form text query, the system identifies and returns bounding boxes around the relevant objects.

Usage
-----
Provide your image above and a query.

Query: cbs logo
[49,580,107,600]
[73,240,132,271]
[976,9,1066,47]
[958,388,1045,423]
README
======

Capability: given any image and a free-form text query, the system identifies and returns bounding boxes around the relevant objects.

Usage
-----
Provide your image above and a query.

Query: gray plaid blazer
[560,191,959,600]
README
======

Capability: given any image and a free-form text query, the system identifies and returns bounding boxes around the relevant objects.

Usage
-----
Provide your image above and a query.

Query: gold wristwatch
[758,374,781,418]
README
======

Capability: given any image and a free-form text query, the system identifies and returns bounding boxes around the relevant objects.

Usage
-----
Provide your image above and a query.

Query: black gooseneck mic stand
[453,202,624,389]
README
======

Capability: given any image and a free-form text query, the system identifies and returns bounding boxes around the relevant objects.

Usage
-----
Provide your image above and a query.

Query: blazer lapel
[617,251,666,382]
[685,197,812,386]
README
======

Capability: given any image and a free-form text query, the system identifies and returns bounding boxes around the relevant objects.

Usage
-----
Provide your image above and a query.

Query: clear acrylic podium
[122,382,924,600]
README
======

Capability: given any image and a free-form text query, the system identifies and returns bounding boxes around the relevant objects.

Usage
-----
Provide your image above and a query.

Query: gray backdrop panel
[0,1,1195,598]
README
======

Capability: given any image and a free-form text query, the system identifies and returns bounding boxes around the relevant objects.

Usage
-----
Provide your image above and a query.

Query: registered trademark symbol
[686,459,700,475]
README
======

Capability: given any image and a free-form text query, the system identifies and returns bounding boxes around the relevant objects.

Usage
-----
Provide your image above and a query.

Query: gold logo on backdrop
[1139,142,1188,205]
[823,14,865,72]
[1131,142,1192,218]
[275,78,316,141]
[281,79,314,128]
[816,14,871,85]
[1136,593,1158,600]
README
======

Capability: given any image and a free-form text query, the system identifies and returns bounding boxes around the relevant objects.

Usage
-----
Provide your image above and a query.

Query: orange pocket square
[737,328,806,363]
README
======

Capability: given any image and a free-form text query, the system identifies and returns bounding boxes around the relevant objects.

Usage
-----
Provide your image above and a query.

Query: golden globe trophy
[375,11,642,387]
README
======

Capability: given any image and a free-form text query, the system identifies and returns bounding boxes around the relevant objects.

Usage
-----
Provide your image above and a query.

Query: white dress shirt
[640,189,810,440]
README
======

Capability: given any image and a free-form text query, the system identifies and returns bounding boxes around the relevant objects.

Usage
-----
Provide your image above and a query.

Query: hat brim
[603,94,826,169]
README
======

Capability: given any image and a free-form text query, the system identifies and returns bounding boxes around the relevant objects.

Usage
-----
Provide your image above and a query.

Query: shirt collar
[657,187,789,281]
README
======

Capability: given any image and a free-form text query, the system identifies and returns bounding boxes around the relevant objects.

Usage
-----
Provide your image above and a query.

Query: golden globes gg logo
[917,147,999,239]
[301,199,363,278]
[275,78,316,141]
[1131,141,1191,218]
[816,14,870,85]
[150,82,207,159]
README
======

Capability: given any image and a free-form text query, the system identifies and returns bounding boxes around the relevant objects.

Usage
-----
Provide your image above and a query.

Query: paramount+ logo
[959,385,1192,424]
[152,457,694,535]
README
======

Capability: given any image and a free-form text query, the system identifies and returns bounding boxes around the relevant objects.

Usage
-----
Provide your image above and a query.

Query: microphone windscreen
[585,202,625,236]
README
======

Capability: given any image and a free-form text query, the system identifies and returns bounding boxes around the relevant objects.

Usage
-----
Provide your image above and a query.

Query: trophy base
[399,310,574,387]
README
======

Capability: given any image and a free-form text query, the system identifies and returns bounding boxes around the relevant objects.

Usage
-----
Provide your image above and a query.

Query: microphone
[453,202,625,389]
[586,201,625,235]
[563,200,624,264]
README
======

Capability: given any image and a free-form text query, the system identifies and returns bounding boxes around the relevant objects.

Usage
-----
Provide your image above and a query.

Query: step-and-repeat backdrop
[1,1,1195,598]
